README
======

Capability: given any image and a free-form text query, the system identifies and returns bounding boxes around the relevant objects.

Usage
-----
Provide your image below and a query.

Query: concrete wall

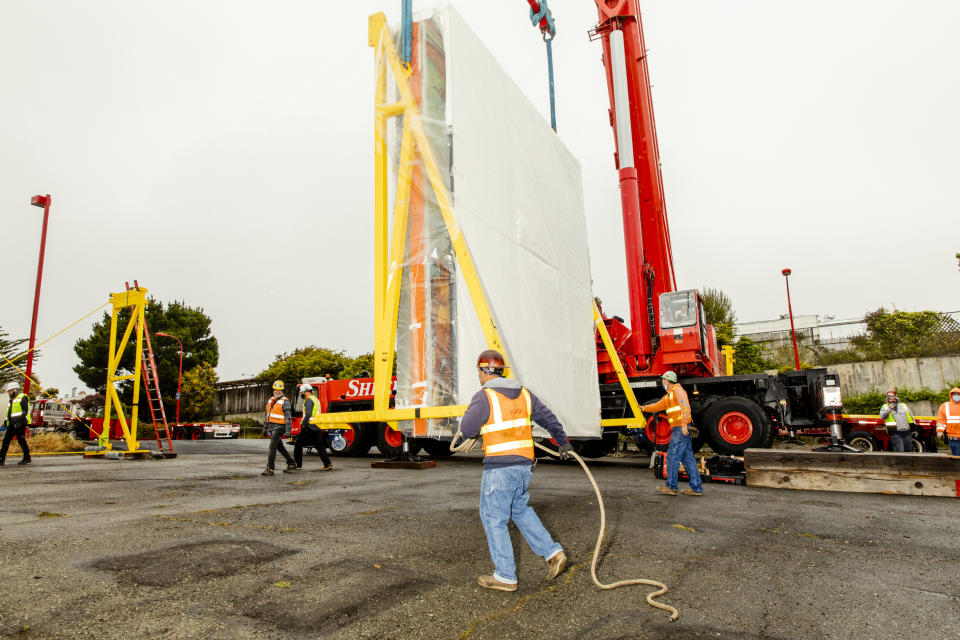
[828,355,960,401]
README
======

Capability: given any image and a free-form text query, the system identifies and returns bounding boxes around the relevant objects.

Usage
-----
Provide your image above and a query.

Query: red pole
[782,268,801,370]
[24,194,51,395]
[155,332,183,424]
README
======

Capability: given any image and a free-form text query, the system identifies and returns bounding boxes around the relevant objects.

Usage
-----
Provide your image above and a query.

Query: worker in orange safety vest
[458,349,573,592]
[936,386,960,456]
[262,380,296,476]
[640,371,703,496]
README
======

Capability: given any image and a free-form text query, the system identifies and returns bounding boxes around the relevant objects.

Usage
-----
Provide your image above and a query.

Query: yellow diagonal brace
[595,302,646,429]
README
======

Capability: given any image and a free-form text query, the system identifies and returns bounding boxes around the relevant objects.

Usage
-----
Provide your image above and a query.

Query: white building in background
[736,315,820,349]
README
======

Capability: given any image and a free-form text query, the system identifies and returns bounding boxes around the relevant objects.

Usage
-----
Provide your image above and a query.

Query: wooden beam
[744,449,960,497]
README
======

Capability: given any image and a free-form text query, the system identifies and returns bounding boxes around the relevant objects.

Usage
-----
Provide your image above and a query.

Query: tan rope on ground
[450,429,679,622]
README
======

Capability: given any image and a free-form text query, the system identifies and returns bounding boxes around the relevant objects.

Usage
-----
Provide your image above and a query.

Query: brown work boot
[321,464,333,472]
[657,485,677,495]
[547,551,567,580]
[681,488,704,496]
[477,575,517,592]
[261,468,274,476]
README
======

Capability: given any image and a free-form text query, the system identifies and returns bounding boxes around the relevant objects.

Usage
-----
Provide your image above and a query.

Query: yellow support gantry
[100,287,150,453]
[313,13,645,435]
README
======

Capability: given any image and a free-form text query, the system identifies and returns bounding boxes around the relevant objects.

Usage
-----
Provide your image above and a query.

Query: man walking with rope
[459,349,573,592]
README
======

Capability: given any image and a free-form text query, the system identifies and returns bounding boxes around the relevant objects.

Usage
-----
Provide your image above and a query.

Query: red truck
[289,376,453,458]
[81,417,239,441]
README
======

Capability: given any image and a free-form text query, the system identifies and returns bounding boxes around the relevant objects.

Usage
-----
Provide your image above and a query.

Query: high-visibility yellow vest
[882,403,914,428]
[7,393,30,425]
[305,396,320,421]
[480,388,535,460]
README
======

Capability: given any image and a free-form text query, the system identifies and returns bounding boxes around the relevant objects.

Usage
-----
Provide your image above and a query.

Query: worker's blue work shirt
[459,376,569,469]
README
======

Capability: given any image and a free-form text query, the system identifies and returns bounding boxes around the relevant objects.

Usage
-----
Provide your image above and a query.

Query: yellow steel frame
[101,288,149,452]
[313,13,644,435]
[594,303,646,429]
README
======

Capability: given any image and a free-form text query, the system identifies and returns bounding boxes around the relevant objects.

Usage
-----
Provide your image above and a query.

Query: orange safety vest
[938,401,960,438]
[480,388,535,460]
[265,396,287,425]
[664,385,693,428]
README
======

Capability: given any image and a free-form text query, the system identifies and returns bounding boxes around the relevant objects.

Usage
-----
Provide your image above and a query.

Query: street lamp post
[155,332,183,424]
[781,268,801,371]
[24,194,52,395]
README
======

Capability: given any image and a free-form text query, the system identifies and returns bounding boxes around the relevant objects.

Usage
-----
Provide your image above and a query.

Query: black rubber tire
[847,430,880,452]
[173,427,188,440]
[634,433,654,455]
[704,398,769,455]
[418,438,455,457]
[374,423,422,457]
[329,423,371,456]
[572,432,619,459]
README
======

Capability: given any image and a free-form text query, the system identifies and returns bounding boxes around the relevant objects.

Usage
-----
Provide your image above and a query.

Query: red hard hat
[885,389,897,398]
[477,349,505,369]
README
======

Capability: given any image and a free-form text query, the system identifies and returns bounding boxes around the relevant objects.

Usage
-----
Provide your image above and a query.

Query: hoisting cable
[399,0,413,67]
[527,0,558,131]
[450,428,679,622]
[0,301,109,374]
[0,351,87,424]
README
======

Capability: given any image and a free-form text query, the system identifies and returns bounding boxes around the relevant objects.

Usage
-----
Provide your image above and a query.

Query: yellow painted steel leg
[372,43,390,412]
[595,303,646,429]
[375,120,415,413]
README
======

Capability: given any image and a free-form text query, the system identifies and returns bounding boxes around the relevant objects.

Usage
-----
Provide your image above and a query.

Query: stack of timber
[744,449,960,497]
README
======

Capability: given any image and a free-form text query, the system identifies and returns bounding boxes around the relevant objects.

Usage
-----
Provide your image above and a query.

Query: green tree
[850,308,959,360]
[732,337,767,374]
[340,352,376,379]
[0,326,29,387]
[701,287,737,347]
[181,362,218,420]
[259,346,351,383]
[73,298,218,415]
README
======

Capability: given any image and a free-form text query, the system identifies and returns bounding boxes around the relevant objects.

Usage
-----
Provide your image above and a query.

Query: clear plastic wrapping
[386,5,600,439]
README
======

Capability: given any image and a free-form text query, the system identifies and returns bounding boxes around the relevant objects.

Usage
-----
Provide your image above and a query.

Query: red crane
[589,0,720,380]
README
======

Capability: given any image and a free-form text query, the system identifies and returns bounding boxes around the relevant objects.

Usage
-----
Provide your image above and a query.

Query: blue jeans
[948,438,960,456]
[479,465,563,584]
[889,431,912,452]
[665,427,703,492]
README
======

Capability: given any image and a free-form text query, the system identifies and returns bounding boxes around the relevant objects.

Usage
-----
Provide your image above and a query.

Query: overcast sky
[2,0,958,394]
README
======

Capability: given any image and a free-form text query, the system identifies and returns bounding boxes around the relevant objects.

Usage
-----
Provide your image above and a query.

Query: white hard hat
[298,383,313,394]
[5,382,19,392]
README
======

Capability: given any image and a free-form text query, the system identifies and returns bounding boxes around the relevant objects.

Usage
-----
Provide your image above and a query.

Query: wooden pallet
[744,449,960,497]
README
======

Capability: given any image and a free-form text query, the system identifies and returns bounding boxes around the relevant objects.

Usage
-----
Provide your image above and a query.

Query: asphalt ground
[0,440,957,640]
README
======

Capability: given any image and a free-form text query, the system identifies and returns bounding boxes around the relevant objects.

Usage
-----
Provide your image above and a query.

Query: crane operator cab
[657,290,723,376]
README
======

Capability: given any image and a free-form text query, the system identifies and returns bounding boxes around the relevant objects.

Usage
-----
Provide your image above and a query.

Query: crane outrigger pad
[370,458,438,470]
[745,449,960,497]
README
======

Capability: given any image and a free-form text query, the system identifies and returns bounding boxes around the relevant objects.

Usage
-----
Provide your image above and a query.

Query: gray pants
[267,428,293,469]
[889,431,913,452]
